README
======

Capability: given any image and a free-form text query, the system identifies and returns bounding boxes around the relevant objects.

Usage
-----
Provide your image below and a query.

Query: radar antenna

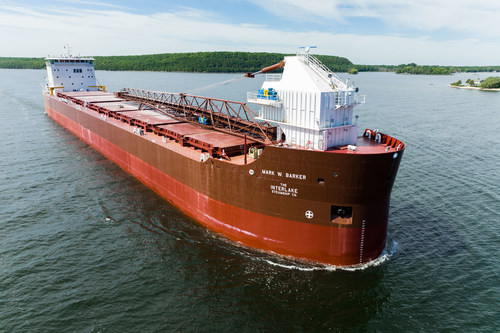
[298,46,317,64]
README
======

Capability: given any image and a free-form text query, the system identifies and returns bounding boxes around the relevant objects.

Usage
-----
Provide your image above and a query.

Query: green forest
[352,63,500,74]
[451,77,500,89]
[0,52,499,75]
[480,77,500,88]
[0,52,353,73]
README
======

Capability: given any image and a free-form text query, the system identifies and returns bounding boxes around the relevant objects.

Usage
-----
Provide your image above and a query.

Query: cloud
[250,0,500,39]
[250,0,344,23]
[0,3,498,65]
[56,0,129,9]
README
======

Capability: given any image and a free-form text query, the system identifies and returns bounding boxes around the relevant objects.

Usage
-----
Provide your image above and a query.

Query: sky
[0,0,499,65]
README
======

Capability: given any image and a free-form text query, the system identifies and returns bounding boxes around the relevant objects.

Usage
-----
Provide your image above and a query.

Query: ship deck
[56,91,404,164]
[328,135,404,155]
[57,91,261,164]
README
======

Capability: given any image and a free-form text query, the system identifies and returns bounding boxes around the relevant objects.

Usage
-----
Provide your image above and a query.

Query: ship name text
[261,169,306,180]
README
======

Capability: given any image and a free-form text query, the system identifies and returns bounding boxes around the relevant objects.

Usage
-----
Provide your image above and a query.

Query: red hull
[46,92,397,266]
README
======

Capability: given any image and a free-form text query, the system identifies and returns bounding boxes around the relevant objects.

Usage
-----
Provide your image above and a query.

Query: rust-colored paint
[44,92,404,266]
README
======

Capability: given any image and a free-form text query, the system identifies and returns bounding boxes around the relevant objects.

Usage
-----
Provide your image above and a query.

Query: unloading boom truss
[117,88,277,144]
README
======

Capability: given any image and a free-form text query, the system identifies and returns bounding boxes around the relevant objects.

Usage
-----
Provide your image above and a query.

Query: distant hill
[0,52,353,73]
[94,52,354,73]
[0,57,45,69]
[0,52,498,74]
[353,63,500,74]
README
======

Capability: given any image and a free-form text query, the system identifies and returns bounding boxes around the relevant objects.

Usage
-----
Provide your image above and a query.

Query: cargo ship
[43,48,405,266]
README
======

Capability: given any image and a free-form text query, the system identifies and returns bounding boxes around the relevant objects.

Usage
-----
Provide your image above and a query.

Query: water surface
[1,69,499,331]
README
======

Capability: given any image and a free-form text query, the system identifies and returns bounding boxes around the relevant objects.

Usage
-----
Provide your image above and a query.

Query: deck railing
[117,88,277,144]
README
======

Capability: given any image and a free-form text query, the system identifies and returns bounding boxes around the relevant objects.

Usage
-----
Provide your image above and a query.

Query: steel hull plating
[44,94,403,266]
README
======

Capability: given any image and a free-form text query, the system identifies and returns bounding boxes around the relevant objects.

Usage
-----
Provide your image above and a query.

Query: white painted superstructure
[248,49,364,150]
[45,54,100,95]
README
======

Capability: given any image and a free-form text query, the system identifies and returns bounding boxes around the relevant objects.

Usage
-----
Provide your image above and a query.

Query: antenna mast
[299,46,317,64]
[64,43,72,57]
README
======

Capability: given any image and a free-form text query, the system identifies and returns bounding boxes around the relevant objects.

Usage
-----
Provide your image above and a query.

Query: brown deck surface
[63,92,400,157]
[116,110,179,125]
[77,95,123,103]
[61,91,258,159]
[156,123,212,136]
[328,136,401,154]
[186,131,256,149]
[62,91,111,97]
[94,101,140,112]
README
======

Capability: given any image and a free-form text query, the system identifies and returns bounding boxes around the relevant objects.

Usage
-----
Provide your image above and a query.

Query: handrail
[88,85,106,92]
[247,92,282,107]
[264,74,282,82]
[49,86,64,96]
[296,52,346,89]
[117,88,277,144]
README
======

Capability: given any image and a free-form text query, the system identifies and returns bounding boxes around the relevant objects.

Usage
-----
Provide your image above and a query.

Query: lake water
[1,68,499,331]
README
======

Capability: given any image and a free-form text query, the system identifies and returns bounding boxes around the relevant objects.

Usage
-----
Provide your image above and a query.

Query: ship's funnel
[245,60,285,78]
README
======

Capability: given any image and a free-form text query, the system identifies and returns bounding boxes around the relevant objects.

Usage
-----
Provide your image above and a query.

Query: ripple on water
[1,70,499,331]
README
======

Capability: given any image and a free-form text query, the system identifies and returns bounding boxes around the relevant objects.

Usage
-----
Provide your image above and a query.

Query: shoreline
[448,85,500,92]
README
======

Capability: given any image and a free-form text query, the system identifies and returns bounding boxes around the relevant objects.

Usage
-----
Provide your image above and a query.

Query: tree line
[0,52,499,75]
[353,63,500,74]
[0,52,353,73]
[0,57,45,69]
[451,77,500,89]
[95,52,355,73]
